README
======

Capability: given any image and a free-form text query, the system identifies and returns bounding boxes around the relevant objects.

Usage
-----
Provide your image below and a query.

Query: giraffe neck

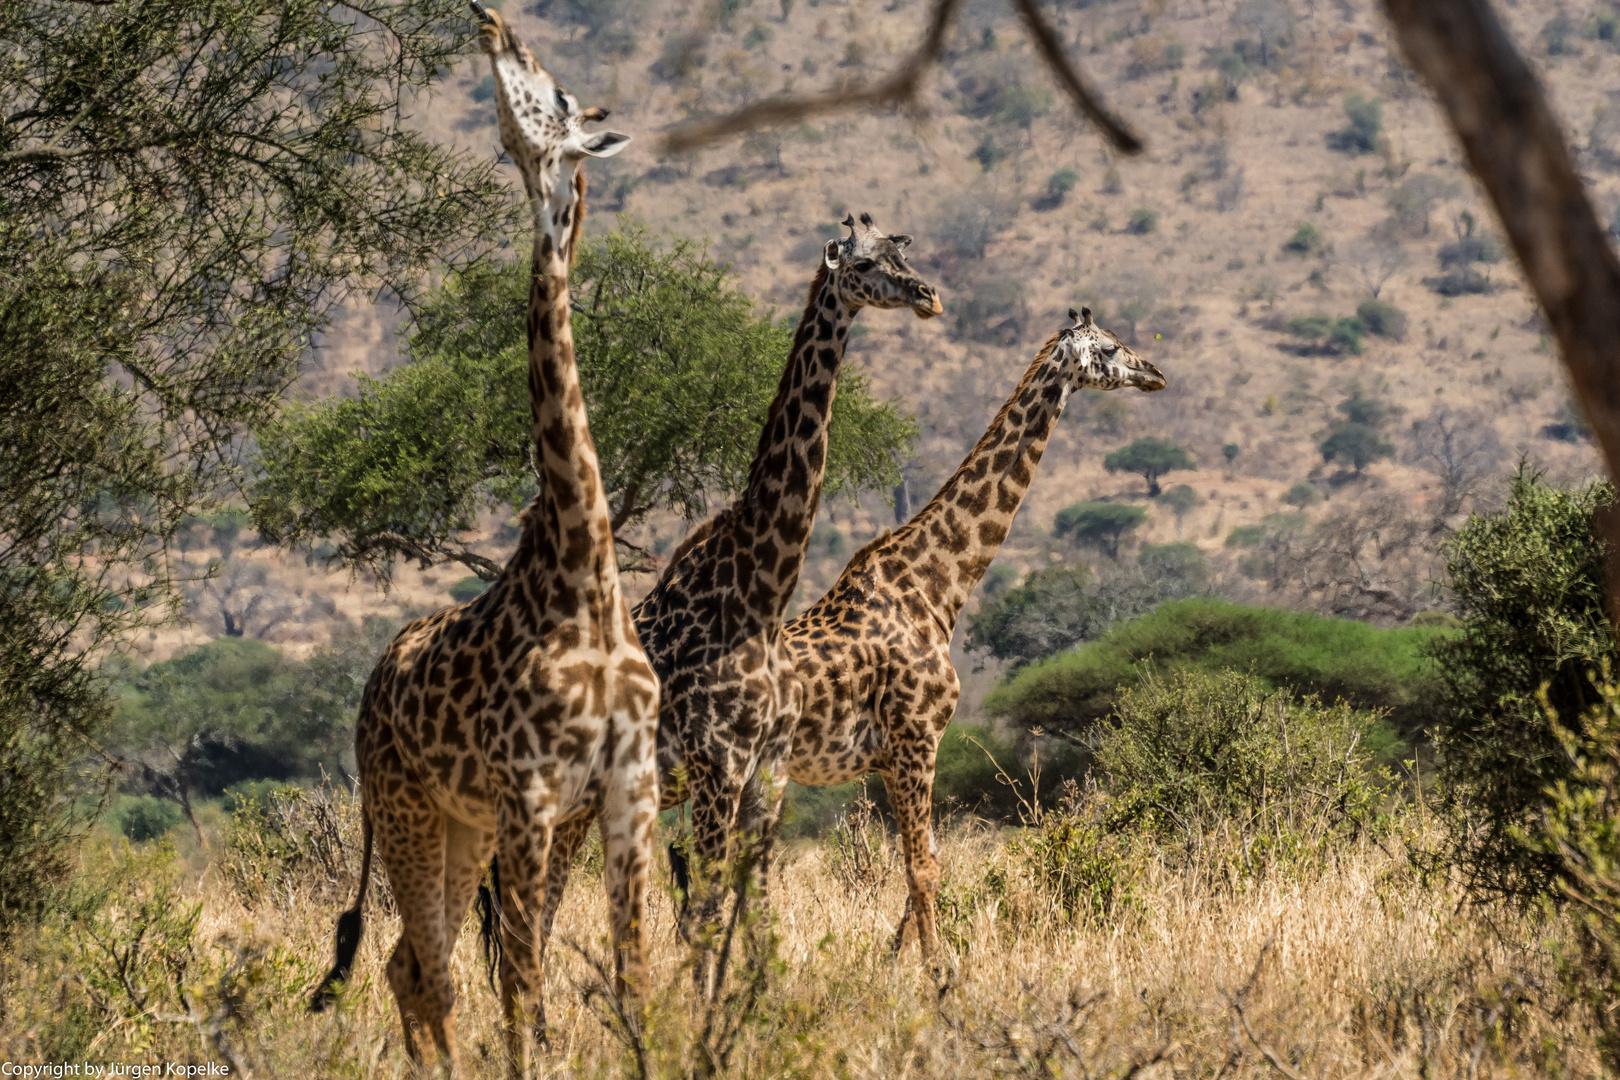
[521,171,619,593]
[736,266,857,618]
[897,337,1073,627]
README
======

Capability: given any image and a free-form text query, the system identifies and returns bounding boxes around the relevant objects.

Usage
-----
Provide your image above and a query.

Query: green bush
[1282,222,1322,255]
[1092,669,1387,871]
[1327,93,1382,153]
[1286,313,1364,355]
[1047,168,1078,197]
[1320,422,1393,473]
[1126,208,1159,235]
[1429,468,1617,902]
[1283,481,1321,508]
[1520,673,1620,1068]
[983,787,1146,928]
[1226,524,1265,548]
[1355,299,1408,340]
[1054,501,1149,558]
[984,598,1446,742]
[116,796,184,843]
[1285,313,1335,339]
[1138,541,1209,588]
[1329,316,1365,355]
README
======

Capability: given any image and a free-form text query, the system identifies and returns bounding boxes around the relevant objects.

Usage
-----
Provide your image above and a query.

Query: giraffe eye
[852,258,875,273]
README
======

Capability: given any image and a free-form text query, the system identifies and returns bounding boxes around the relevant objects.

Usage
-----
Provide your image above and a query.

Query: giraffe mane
[792,261,832,351]
[568,167,587,266]
[890,331,1062,542]
[840,527,894,571]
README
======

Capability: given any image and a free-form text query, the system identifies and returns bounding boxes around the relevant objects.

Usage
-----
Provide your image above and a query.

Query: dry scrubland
[1,789,1604,1078]
[152,0,1613,681]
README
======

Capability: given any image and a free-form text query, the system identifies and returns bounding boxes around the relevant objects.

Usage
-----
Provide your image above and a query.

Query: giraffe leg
[384,935,424,1064]
[531,813,593,1046]
[882,745,943,958]
[496,806,556,1080]
[438,816,495,1065]
[684,766,744,999]
[736,673,800,913]
[375,806,460,1076]
[599,732,657,1002]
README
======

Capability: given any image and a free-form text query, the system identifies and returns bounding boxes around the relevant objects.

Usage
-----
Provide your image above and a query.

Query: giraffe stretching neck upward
[782,308,1165,957]
[311,11,658,1078]
[539,215,941,992]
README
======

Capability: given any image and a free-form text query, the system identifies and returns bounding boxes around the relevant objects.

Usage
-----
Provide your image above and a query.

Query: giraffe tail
[475,856,503,991]
[309,805,373,1013]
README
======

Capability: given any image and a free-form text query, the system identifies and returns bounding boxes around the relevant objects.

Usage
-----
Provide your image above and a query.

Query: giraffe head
[473,3,629,255]
[822,213,943,318]
[1054,307,1166,392]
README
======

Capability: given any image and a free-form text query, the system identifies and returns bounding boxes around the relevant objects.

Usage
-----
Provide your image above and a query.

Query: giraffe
[535,214,942,991]
[781,307,1165,957]
[308,9,658,1076]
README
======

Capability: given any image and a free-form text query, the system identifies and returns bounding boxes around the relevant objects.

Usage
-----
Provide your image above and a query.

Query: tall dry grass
[0,788,1602,1078]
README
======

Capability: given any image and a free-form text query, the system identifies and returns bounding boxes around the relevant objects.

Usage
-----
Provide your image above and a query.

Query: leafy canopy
[252,225,918,581]
[1103,437,1195,496]
[0,0,512,929]
[1054,501,1149,558]
[984,598,1447,743]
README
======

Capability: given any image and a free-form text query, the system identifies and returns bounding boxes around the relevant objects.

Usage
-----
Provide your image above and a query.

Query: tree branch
[1006,0,1142,154]
[661,0,1140,155]
[1382,0,1620,620]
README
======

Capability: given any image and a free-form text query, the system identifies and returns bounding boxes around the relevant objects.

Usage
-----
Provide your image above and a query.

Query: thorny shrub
[1092,669,1392,880]
[220,780,387,913]
[2,840,312,1072]
[1520,670,1620,1069]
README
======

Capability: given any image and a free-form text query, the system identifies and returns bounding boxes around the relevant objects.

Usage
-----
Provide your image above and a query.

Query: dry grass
[1,793,1602,1079]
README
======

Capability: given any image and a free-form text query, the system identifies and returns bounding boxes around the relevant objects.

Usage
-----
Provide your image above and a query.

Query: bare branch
[660,0,1140,155]
[1382,0,1620,619]
[1006,0,1142,154]
[662,0,960,154]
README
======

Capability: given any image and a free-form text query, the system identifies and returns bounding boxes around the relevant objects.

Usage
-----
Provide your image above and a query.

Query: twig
[1006,0,1141,154]
[660,0,1140,155]
[1222,936,1317,1080]
[557,936,648,1080]
[663,0,960,154]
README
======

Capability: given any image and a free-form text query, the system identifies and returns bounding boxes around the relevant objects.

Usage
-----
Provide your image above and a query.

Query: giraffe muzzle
[912,289,943,319]
[469,0,495,23]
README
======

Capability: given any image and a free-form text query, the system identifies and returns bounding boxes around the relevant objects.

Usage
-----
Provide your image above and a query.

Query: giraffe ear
[890,234,913,249]
[571,130,631,158]
[823,238,841,269]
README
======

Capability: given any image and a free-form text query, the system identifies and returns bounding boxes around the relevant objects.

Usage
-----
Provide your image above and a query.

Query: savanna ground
[0,780,1600,1079]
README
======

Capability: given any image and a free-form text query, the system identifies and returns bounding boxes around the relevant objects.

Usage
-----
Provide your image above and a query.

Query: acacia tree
[1055,501,1148,559]
[1104,437,1196,497]
[252,225,918,581]
[0,0,516,929]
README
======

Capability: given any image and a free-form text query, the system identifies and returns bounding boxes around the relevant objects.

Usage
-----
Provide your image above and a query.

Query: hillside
[150,0,1609,713]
